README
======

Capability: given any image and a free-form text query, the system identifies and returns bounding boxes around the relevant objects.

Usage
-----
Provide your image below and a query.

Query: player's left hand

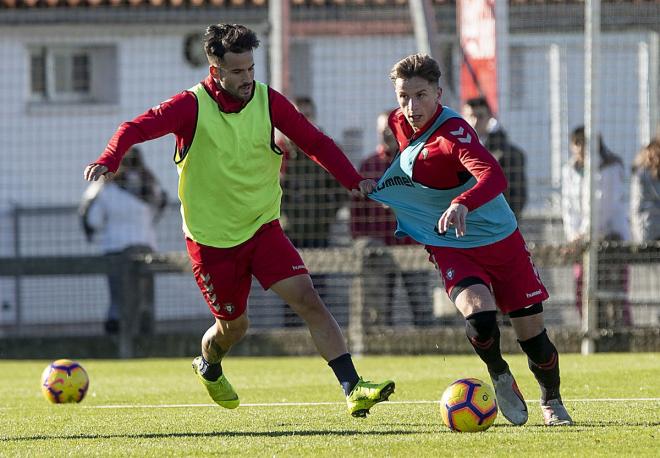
[438,203,468,238]
[352,179,378,198]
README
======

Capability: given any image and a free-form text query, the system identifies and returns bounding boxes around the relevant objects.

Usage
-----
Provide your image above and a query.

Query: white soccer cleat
[541,398,573,426]
[490,370,528,426]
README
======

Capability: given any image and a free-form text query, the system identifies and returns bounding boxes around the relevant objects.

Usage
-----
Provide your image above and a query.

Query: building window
[30,50,47,95]
[29,45,117,104]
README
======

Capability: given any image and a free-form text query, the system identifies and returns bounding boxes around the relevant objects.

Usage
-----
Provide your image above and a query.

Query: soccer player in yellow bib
[83,23,393,418]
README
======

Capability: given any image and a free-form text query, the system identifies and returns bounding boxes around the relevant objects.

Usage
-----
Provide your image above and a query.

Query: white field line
[1,398,658,411]
[80,398,660,409]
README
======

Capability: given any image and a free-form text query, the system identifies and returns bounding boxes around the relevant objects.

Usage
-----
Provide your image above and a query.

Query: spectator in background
[630,139,660,242]
[80,147,167,335]
[350,111,434,327]
[561,126,632,327]
[279,96,348,326]
[462,97,527,219]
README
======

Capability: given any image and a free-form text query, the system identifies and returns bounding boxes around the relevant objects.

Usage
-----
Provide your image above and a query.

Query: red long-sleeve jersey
[93,75,362,191]
[388,105,507,211]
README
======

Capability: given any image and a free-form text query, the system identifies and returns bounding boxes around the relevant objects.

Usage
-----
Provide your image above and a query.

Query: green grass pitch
[1,353,659,456]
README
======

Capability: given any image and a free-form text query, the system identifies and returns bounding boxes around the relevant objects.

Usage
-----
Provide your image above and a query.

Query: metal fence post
[117,253,140,358]
[11,205,23,335]
[581,244,598,353]
[582,0,601,355]
[348,243,365,356]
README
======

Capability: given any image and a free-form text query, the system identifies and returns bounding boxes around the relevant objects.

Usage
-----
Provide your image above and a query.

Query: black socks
[466,310,562,403]
[328,353,360,396]
[465,311,509,376]
[519,329,561,403]
[198,355,222,382]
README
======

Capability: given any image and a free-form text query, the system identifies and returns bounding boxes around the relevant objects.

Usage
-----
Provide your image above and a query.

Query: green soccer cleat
[192,356,240,409]
[346,378,395,418]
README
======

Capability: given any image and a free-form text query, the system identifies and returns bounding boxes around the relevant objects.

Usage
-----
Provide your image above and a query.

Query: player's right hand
[438,203,468,238]
[83,163,112,182]
[352,179,378,198]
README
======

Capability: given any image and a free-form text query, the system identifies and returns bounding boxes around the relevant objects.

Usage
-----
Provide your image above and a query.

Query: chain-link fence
[0,0,658,356]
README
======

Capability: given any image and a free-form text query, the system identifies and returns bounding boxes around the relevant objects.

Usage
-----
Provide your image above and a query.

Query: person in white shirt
[561,126,632,327]
[80,147,167,334]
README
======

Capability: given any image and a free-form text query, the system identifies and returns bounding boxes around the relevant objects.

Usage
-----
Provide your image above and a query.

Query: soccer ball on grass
[439,378,497,432]
[41,359,89,404]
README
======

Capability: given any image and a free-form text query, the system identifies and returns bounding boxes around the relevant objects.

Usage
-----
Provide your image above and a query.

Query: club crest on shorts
[223,303,235,314]
[445,268,455,281]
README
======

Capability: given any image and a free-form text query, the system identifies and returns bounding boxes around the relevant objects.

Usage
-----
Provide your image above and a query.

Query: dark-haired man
[83,23,394,418]
[462,97,527,219]
[369,53,572,426]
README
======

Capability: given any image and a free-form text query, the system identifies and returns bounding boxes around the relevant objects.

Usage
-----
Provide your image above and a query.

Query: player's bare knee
[454,284,496,317]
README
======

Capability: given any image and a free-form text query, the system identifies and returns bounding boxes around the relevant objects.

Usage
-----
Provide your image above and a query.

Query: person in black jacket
[463,97,528,219]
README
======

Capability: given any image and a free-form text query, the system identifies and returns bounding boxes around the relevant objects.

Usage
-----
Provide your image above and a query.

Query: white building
[0,0,658,329]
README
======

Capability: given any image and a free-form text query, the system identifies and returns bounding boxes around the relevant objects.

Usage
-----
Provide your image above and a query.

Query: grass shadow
[507,421,660,430]
[1,429,431,442]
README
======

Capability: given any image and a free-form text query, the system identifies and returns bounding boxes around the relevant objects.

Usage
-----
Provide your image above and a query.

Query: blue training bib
[369,107,517,248]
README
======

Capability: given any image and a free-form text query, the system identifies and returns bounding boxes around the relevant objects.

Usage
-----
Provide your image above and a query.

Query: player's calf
[518,328,574,425]
[464,310,528,425]
[518,329,562,404]
[465,310,509,375]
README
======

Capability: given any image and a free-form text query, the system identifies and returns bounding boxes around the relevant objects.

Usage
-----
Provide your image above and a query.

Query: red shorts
[185,220,308,321]
[427,229,549,314]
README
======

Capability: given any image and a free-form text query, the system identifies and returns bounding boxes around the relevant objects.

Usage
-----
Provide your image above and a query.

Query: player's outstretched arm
[84,91,196,183]
[268,89,363,191]
[83,163,112,182]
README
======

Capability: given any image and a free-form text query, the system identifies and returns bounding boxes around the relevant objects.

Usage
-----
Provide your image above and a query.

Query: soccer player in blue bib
[369,53,572,426]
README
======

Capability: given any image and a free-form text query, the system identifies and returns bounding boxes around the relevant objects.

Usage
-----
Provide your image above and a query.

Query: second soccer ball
[41,359,90,404]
